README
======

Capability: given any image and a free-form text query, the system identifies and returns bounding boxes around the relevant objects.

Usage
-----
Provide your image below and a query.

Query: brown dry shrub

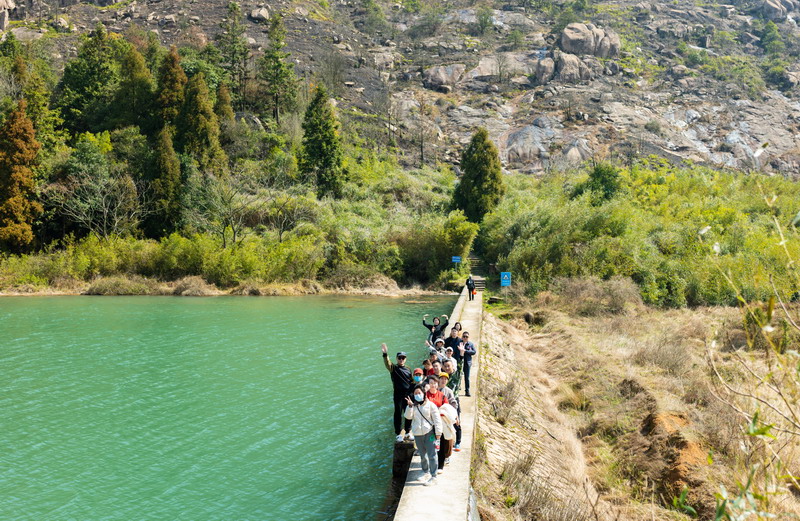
[486,379,521,425]
[632,331,691,376]
[552,276,642,316]
[86,275,164,295]
[172,276,217,296]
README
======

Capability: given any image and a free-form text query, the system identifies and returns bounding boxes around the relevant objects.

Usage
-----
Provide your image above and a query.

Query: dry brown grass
[631,331,692,376]
[172,276,218,296]
[546,276,643,316]
[85,275,166,295]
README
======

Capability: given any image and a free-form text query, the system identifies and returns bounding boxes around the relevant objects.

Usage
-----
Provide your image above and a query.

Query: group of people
[381,312,477,487]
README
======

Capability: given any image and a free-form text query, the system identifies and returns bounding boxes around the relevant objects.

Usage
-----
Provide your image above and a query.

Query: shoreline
[0,278,458,298]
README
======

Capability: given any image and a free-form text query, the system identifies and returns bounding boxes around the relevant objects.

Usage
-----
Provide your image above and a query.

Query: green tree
[507,29,524,50]
[476,5,494,35]
[46,134,143,238]
[553,7,578,34]
[214,83,235,122]
[0,32,22,59]
[6,55,65,151]
[0,100,42,251]
[111,46,156,133]
[175,72,228,174]
[300,85,345,198]
[761,21,785,55]
[572,162,621,202]
[453,127,505,223]
[55,25,129,133]
[151,126,183,234]
[156,46,188,126]
[215,2,250,105]
[257,13,297,123]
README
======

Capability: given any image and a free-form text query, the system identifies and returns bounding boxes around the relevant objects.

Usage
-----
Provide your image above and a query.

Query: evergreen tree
[151,126,182,234]
[112,46,156,133]
[55,25,129,133]
[22,68,66,152]
[257,13,297,123]
[215,2,249,105]
[175,72,228,174]
[156,46,188,126]
[300,85,345,198]
[214,83,235,122]
[0,32,22,59]
[761,21,785,55]
[453,127,505,223]
[0,100,42,251]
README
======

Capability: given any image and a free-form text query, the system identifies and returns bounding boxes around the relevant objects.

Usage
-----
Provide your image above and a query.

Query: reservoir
[0,294,456,520]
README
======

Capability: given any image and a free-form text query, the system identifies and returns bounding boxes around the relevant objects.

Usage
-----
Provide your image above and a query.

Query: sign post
[500,272,511,287]
[451,256,461,265]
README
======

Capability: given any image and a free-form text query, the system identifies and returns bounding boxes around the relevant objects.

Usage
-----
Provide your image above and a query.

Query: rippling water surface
[0,295,455,521]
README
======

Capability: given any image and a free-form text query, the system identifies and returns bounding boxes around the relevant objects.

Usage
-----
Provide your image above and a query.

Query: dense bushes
[481,158,800,307]
[0,164,470,289]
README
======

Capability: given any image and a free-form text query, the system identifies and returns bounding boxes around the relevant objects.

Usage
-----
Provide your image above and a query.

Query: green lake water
[0,295,456,521]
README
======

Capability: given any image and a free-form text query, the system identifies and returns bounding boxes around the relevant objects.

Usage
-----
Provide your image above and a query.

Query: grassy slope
[476,292,800,520]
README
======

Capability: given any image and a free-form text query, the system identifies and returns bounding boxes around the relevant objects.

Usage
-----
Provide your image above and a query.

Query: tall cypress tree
[0,100,42,251]
[453,127,505,223]
[175,72,228,174]
[151,126,182,234]
[257,13,297,123]
[300,85,344,198]
[156,46,187,127]
[112,46,156,133]
[215,1,249,105]
[22,68,66,152]
[214,83,235,122]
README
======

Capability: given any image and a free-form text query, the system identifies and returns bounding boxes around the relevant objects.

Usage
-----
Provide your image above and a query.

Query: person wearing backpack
[466,275,476,301]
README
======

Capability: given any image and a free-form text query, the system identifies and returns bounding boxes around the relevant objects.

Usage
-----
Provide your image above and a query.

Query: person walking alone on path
[466,275,476,301]
[404,384,442,486]
[381,343,413,442]
[459,332,477,397]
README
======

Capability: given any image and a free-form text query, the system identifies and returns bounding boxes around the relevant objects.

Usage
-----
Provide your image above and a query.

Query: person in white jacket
[404,383,442,486]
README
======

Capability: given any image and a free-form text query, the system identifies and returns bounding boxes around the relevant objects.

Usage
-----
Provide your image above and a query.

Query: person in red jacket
[425,375,449,407]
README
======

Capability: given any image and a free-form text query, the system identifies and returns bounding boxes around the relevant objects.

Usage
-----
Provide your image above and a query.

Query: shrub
[481,160,800,308]
[86,275,164,295]
[632,331,691,375]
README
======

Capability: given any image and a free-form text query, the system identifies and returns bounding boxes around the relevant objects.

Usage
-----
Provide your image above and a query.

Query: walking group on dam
[381,307,476,488]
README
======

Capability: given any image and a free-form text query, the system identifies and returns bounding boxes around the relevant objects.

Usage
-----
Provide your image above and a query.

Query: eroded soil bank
[474,305,800,521]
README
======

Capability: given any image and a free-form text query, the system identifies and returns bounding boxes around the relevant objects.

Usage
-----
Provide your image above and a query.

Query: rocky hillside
[5,0,800,174]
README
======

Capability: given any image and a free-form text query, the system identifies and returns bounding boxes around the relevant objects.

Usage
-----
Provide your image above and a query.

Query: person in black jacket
[422,313,449,342]
[466,275,476,301]
[444,327,463,363]
[382,343,414,442]
[459,332,477,397]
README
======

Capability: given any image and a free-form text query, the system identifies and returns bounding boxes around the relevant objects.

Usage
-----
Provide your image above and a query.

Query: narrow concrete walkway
[394,287,482,521]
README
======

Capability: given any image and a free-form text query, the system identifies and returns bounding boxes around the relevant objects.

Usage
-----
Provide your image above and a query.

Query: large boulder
[423,64,466,89]
[762,0,787,19]
[0,10,8,31]
[372,51,395,70]
[505,122,559,164]
[556,53,592,83]
[249,7,270,22]
[560,23,620,58]
[533,57,555,85]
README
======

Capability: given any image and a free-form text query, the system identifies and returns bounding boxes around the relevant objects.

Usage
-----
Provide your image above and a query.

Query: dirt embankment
[475,305,800,521]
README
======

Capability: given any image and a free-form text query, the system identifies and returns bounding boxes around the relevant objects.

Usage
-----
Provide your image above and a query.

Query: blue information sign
[500,272,511,287]
[452,256,461,263]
